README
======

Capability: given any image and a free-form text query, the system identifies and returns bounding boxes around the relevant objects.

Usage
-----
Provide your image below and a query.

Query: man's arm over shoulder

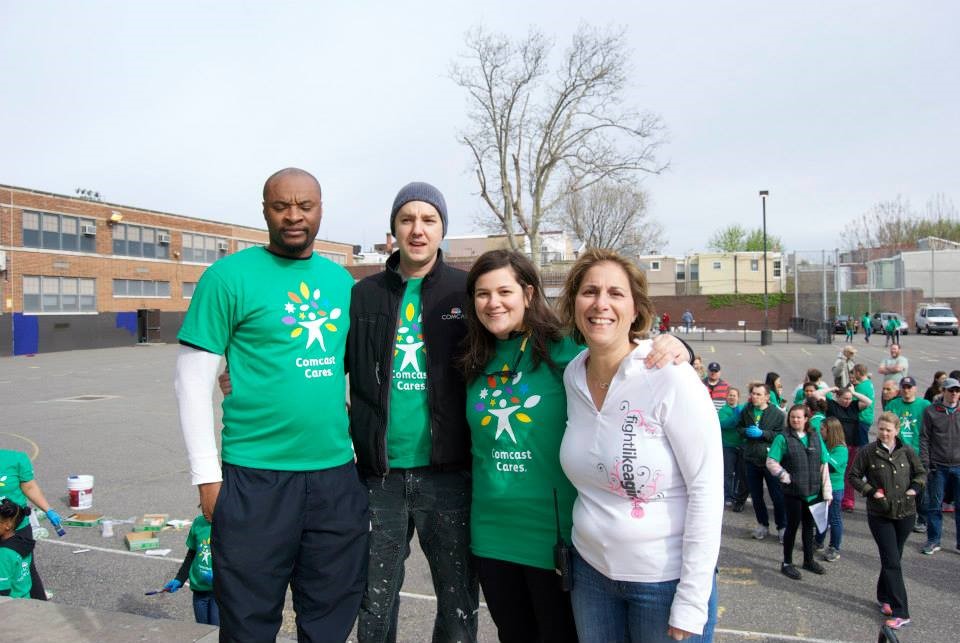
[175,345,224,485]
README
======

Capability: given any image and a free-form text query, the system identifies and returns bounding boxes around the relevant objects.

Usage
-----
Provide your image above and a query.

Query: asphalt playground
[0,332,958,642]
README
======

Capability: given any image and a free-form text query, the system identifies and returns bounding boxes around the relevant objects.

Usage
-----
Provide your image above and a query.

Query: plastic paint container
[67,475,94,510]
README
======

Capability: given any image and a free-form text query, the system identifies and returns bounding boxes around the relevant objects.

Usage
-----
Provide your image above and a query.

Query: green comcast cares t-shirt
[0,449,33,530]
[466,334,583,570]
[884,397,930,451]
[178,247,354,471]
[186,515,213,592]
[387,278,431,468]
[0,548,31,598]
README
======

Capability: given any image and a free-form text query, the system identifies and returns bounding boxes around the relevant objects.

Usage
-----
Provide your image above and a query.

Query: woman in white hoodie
[557,249,723,643]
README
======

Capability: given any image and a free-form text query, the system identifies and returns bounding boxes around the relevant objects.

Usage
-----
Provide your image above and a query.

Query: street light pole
[759,190,772,346]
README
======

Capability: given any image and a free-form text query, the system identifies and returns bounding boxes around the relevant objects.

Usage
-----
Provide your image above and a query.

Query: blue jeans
[926,465,960,547]
[358,468,479,643]
[744,461,786,530]
[815,490,844,549]
[571,550,718,643]
[192,590,220,625]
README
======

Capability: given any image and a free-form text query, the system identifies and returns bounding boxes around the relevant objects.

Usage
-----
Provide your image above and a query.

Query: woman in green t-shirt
[460,250,686,642]
[460,250,582,643]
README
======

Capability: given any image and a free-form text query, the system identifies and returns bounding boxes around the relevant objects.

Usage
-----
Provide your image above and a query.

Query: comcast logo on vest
[442,307,465,320]
[281,281,342,351]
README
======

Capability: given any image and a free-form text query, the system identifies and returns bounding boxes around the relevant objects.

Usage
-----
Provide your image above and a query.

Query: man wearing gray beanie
[348,182,478,642]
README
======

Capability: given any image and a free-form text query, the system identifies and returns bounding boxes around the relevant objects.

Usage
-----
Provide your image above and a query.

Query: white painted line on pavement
[715,628,857,643]
[36,542,859,642]
[39,538,182,563]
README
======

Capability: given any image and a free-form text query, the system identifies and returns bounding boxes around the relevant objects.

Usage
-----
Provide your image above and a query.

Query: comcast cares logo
[281,281,342,351]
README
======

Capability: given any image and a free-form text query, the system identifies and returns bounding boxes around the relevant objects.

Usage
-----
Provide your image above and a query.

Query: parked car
[870,312,909,335]
[915,303,959,335]
[833,314,858,334]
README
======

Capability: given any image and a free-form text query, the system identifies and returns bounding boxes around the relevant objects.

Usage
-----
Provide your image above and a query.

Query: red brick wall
[650,295,794,329]
[0,185,355,314]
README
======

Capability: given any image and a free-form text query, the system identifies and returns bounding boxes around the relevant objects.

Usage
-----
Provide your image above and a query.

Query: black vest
[783,430,822,498]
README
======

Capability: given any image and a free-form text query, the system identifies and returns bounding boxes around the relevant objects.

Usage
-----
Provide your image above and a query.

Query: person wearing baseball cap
[919,376,960,555]
[885,376,931,533]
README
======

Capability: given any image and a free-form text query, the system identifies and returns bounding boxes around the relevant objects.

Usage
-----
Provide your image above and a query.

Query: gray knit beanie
[390,182,448,237]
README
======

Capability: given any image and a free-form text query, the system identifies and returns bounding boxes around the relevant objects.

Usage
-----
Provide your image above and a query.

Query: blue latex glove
[745,425,763,439]
[45,509,65,536]
[163,579,182,593]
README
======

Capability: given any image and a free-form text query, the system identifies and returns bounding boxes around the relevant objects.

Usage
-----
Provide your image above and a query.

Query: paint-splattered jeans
[358,467,479,643]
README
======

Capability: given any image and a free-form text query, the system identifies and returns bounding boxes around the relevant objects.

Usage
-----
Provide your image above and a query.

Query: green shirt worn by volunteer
[718,404,744,447]
[0,450,33,530]
[386,277,431,467]
[855,379,875,426]
[178,247,354,471]
[823,443,848,492]
[810,412,826,434]
[186,515,213,593]
[768,432,829,502]
[884,397,931,452]
[466,335,583,570]
[0,547,31,598]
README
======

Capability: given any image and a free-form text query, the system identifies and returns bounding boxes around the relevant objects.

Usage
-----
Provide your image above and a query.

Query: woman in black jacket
[847,411,925,631]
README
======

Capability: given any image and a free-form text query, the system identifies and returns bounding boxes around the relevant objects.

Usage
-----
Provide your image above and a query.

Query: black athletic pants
[212,461,369,643]
[867,513,914,620]
[475,555,578,643]
[782,495,815,566]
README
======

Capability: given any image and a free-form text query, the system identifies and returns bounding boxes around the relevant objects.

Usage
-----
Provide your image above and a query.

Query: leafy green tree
[708,224,783,252]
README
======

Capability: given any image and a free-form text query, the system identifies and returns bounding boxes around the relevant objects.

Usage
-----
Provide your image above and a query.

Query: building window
[236,240,260,251]
[23,275,96,313]
[713,261,721,270]
[690,262,699,281]
[650,261,661,271]
[182,282,197,298]
[112,223,170,259]
[182,233,228,264]
[773,260,782,277]
[676,262,685,281]
[113,279,171,298]
[22,210,96,253]
[750,259,759,272]
[318,251,347,265]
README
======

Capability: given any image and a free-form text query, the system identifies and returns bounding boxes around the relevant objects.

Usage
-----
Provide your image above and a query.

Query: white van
[915,303,959,335]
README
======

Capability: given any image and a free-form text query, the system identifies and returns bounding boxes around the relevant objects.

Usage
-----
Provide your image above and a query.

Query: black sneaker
[780,563,802,580]
[731,502,745,513]
[803,560,826,575]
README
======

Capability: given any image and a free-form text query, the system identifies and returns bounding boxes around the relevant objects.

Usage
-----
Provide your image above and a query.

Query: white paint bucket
[67,475,94,510]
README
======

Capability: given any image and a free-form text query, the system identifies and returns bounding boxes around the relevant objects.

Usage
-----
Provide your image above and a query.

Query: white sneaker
[778,528,786,544]
[752,525,769,540]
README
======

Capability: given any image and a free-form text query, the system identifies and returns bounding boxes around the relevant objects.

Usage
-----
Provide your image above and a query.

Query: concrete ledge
[0,597,218,643]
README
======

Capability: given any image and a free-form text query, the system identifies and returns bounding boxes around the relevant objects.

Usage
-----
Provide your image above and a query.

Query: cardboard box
[125,531,160,551]
[62,513,103,527]
[132,514,169,532]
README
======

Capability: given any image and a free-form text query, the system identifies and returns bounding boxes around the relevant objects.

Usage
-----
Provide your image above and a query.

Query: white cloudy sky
[1,1,957,254]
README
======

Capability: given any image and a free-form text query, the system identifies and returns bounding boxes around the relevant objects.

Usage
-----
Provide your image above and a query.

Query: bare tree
[840,195,960,249]
[559,180,664,256]
[451,24,666,265]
